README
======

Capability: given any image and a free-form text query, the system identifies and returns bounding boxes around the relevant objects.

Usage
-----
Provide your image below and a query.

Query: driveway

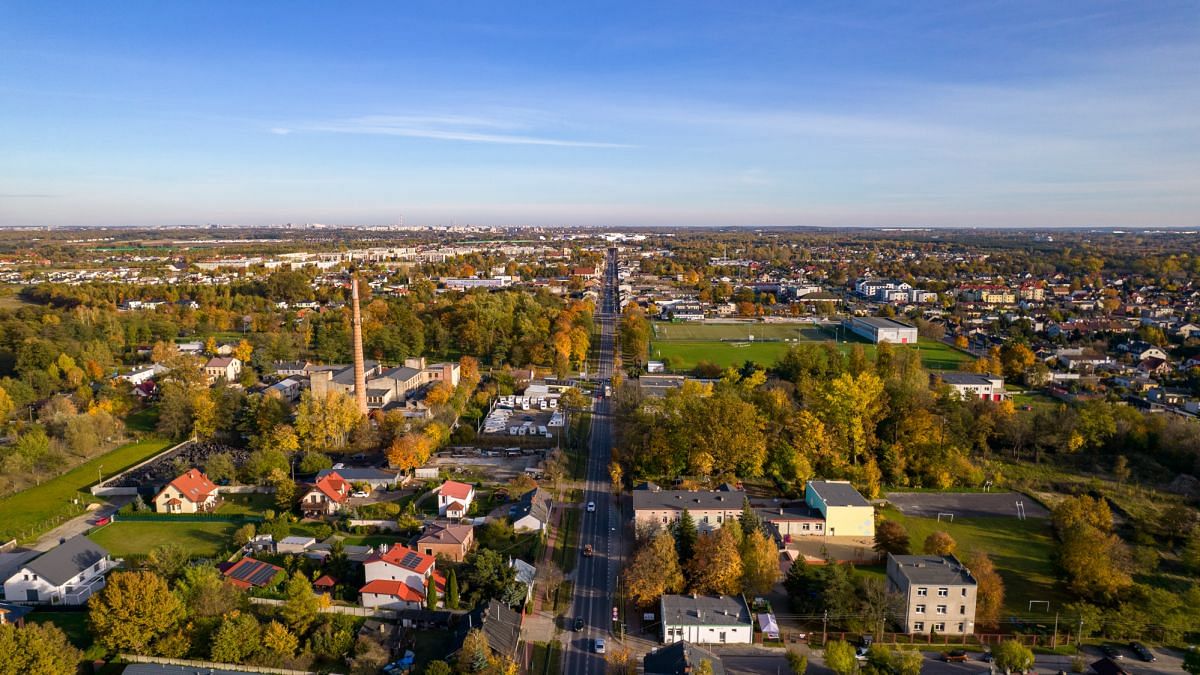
[0,496,131,581]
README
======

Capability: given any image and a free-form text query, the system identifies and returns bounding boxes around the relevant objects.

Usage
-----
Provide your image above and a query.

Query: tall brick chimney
[350,274,368,416]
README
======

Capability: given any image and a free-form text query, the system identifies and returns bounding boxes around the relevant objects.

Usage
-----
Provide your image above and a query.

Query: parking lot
[427,451,549,483]
[884,491,1050,519]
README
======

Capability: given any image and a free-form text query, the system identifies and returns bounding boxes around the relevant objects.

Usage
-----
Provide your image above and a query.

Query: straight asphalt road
[563,248,621,675]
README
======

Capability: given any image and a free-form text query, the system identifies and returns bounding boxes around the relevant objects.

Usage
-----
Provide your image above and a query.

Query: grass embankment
[880,507,1067,617]
[529,641,563,675]
[0,436,173,542]
[568,412,592,481]
[556,508,580,574]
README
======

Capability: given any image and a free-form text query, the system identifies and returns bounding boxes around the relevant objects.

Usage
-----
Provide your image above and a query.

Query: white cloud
[281,114,635,148]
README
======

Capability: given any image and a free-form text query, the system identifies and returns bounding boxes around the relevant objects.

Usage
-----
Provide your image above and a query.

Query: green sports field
[650,321,971,372]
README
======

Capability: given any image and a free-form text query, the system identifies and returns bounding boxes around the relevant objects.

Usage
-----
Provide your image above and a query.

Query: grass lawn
[556,508,580,573]
[88,520,236,558]
[530,641,563,675]
[411,629,455,669]
[651,336,970,373]
[0,436,173,542]
[1009,391,1060,412]
[123,406,160,433]
[653,322,823,341]
[852,564,888,584]
[880,507,1068,618]
[219,492,275,515]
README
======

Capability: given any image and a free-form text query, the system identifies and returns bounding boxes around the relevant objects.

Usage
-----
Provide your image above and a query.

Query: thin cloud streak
[280,114,636,148]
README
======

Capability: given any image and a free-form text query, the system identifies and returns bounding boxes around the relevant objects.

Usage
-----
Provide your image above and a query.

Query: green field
[880,507,1067,618]
[0,436,174,542]
[651,324,972,373]
[88,520,237,558]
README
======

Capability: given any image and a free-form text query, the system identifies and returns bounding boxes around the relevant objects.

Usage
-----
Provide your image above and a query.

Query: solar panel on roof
[401,551,423,569]
[249,566,277,586]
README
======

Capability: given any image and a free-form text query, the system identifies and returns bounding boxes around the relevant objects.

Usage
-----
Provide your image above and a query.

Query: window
[957,623,965,632]
[702,515,709,524]
[961,588,968,597]
[662,517,668,524]
[802,524,810,531]
[933,622,945,632]
[937,588,948,597]
[914,604,925,614]
[913,622,924,632]
[936,605,947,615]
[719,632,727,643]
[960,606,966,615]
[916,587,927,597]
[717,515,723,523]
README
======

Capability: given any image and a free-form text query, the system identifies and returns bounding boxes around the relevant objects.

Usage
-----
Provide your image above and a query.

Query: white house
[510,488,553,532]
[436,480,475,518]
[3,537,119,605]
[360,545,441,610]
[153,468,219,514]
[203,356,242,383]
[120,364,166,386]
[660,594,753,645]
[937,373,1006,401]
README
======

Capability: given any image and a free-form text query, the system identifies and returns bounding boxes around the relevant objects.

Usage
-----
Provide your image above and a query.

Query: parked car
[856,635,874,658]
[351,491,369,498]
[594,638,606,654]
[944,650,968,663]
[574,617,585,632]
[980,650,993,663]
[1129,642,1156,662]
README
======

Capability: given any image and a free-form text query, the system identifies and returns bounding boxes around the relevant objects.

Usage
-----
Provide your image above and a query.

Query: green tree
[145,542,190,581]
[786,650,808,675]
[426,574,439,610]
[280,571,320,634]
[824,639,858,675]
[204,451,237,484]
[426,661,454,675]
[211,611,261,664]
[992,640,1034,674]
[446,569,460,610]
[457,628,491,673]
[269,468,296,512]
[89,570,184,653]
[674,509,698,563]
[0,384,13,422]
[0,622,82,675]
[175,565,244,618]
[740,496,763,534]
[1183,649,1200,675]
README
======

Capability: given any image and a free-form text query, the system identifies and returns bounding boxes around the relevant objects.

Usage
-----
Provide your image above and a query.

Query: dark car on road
[1129,642,1156,662]
[573,617,584,632]
[944,650,968,662]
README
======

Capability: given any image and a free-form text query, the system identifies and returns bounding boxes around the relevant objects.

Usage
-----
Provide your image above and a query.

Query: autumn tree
[740,529,780,596]
[992,640,1034,674]
[260,620,299,664]
[211,611,261,664]
[89,570,184,653]
[0,622,82,675]
[688,529,743,595]
[824,639,859,675]
[387,432,434,471]
[1052,495,1132,602]
[873,520,910,556]
[923,531,957,556]
[280,571,321,634]
[786,650,808,675]
[145,542,191,581]
[625,530,685,606]
[965,551,1004,629]
[295,390,362,450]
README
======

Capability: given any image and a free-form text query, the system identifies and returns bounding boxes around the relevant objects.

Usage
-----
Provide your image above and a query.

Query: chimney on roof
[350,274,368,416]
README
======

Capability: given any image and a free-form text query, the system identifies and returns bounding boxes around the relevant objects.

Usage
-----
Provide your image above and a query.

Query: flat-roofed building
[804,480,874,538]
[659,594,753,645]
[845,317,918,344]
[633,483,744,536]
[886,554,977,635]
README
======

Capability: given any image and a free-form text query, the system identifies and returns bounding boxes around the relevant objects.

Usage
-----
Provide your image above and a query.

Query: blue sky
[1,1,1198,227]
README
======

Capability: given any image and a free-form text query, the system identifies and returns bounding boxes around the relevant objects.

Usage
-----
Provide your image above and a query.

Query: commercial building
[844,317,918,344]
[803,480,874,538]
[937,373,1005,401]
[659,594,753,645]
[886,554,977,635]
[633,483,745,536]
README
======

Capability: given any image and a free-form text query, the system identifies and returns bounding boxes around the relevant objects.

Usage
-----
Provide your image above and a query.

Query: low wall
[120,654,315,675]
[218,485,274,494]
[90,438,193,496]
[346,519,400,531]
[250,596,397,619]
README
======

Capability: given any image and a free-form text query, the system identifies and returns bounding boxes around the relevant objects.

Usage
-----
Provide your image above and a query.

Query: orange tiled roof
[167,469,217,502]
[439,480,473,500]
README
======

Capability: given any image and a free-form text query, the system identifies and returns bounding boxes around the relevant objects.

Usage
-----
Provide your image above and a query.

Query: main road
[563,248,621,675]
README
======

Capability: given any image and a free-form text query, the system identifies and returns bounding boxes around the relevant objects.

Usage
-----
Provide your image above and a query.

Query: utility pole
[1052,612,1059,648]
[822,609,829,645]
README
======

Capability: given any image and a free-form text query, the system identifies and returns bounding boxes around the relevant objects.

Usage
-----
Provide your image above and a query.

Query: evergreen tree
[446,569,460,609]
[674,509,698,563]
[740,496,762,535]
[426,574,439,610]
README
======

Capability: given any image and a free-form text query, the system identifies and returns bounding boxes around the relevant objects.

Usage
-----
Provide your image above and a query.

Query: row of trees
[624,503,779,605]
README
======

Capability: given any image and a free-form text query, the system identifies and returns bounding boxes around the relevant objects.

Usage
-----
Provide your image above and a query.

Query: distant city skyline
[1,1,1198,228]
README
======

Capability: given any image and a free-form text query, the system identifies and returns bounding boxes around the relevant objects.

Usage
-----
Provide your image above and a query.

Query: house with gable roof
[153,468,219,513]
[302,472,351,517]
[360,544,445,609]
[2,536,119,605]
[436,480,475,518]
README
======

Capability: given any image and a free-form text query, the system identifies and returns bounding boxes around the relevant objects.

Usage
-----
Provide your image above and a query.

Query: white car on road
[586,501,596,512]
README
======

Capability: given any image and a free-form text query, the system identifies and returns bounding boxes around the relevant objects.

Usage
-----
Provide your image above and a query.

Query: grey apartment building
[886,554,977,635]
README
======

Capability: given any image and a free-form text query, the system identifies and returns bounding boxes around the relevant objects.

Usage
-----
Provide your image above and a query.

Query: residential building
[644,641,727,675]
[416,522,475,562]
[844,317,918,344]
[2,537,118,605]
[0,602,31,626]
[436,480,475,518]
[221,557,284,590]
[659,594,753,645]
[804,480,874,538]
[633,483,745,536]
[315,467,400,489]
[510,487,553,532]
[886,554,977,635]
[153,468,219,514]
[936,373,1006,401]
[449,599,523,663]
[360,545,442,610]
[203,356,242,382]
[301,472,351,517]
